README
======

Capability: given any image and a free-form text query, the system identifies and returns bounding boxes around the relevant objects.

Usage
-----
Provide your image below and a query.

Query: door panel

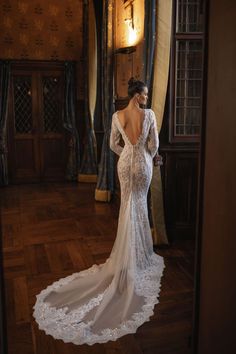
[39,73,66,181]
[9,74,40,182]
[7,62,66,183]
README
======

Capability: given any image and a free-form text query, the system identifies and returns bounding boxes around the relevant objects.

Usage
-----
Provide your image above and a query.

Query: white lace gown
[33,108,165,345]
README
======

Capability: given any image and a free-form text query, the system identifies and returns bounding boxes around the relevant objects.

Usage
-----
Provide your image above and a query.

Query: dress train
[33,108,165,345]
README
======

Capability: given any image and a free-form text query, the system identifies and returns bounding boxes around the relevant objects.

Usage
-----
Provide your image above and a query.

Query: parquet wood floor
[1,183,195,354]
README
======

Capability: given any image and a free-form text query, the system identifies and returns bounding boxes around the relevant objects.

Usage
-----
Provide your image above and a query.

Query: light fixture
[115,46,136,55]
[124,0,134,29]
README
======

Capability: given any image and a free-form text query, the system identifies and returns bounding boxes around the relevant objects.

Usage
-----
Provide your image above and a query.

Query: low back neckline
[115,109,147,147]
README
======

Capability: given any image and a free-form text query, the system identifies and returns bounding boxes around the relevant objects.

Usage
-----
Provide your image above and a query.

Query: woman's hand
[153,153,163,166]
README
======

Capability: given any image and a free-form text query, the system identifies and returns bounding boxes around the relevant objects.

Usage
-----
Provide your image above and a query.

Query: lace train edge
[32,254,166,346]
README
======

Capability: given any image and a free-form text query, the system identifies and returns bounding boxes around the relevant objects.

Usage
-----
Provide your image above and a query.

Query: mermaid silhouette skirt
[33,109,165,345]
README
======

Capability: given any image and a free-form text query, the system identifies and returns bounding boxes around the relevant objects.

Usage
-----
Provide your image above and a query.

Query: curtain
[88,0,97,159]
[94,0,115,202]
[151,0,173,245]
[63,61,80,181]
[143,0,156,102]
[78,0,97,182]
[0,61,11,187]
[143,0,157,239]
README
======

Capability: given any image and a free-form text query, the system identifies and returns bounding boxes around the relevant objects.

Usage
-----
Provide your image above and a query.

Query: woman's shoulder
[113,109,126,118]
[145,108,155,122]
[145,108,155,115]
[115,108,127,116]
[112,111,119,119]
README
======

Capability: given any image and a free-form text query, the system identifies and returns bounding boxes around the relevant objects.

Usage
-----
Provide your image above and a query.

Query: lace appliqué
[33,255,165,345]
[33,109,165,346]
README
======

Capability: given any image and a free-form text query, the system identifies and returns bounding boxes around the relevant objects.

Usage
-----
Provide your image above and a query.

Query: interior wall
[197,0,236,353]
[0,0,83,61]
[0,0,85,140]
[115,0,144,98]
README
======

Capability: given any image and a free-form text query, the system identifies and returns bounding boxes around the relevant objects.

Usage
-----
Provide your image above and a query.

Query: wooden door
[37,70,65,181]
[7,62,66,183]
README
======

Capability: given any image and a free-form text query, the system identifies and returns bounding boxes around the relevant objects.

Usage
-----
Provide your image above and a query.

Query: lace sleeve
[147,110,159,158]
[109,114,124,156]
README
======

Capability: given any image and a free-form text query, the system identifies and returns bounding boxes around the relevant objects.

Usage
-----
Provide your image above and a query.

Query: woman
[33,78,165,346]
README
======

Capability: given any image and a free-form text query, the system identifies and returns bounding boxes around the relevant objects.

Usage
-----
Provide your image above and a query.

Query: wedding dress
[33,108,165,345]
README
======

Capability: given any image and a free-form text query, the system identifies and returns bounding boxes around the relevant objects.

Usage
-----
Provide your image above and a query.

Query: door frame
[191,0,209,352]
[7,60,68,183]
[0,218,8,354]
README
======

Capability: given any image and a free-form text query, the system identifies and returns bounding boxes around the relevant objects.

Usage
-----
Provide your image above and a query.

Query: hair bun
[127,77,146,98]
[128,77,137,87]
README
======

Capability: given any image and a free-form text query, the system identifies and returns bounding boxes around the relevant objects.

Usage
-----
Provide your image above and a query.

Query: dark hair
[127,77,147,98]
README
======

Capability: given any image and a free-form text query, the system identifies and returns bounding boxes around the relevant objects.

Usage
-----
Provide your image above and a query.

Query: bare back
[116,108,145,146]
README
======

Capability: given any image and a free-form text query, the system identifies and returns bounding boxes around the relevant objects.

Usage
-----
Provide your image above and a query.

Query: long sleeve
[147,110,159,158]
[109,114,124,156]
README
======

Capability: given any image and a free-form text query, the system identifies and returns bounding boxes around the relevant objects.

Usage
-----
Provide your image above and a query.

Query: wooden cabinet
[161,148,199,241]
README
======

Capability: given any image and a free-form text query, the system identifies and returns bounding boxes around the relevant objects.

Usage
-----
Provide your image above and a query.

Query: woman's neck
[127,98,142,111]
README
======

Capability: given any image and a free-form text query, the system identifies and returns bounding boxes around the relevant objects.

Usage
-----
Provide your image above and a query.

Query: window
[170,0,205,142]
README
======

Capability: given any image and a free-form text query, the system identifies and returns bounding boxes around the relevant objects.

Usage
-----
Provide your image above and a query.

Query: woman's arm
[147,110,159,158]
[109,114,124,156]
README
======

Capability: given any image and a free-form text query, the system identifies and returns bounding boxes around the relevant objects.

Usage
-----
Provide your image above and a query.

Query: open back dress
[33,108,165,345]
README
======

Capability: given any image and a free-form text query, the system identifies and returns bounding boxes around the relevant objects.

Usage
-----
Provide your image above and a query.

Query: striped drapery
[143,0,157,240]
[95,0,115,202]
[64,61,80,181]
[151,0,173,245]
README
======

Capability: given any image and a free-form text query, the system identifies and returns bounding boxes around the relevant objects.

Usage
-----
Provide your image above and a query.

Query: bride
[33,77,165,346]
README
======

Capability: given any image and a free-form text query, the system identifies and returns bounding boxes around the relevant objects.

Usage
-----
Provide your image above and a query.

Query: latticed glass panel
[176,0,203,32]
[42,77,61,133]
[175,40,202,136]
[13,76,32,134]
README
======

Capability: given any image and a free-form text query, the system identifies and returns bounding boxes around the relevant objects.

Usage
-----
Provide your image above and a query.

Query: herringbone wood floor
[1,183,194,354]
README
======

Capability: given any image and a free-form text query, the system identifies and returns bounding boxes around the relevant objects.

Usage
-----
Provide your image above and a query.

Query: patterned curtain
[0,61,11,186]
[63,61,80,181]
[78,0,97,182]
[94,0,115,202]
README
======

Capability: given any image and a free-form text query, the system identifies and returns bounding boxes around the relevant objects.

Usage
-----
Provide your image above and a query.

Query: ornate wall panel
[0,0,83,60]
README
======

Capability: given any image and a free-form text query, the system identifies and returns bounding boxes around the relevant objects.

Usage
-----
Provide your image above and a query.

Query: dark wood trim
[191,0,209,352]
[0,211,8,354]
[8,59,68,70]
[160,144,200,152]
[175,33,204,39]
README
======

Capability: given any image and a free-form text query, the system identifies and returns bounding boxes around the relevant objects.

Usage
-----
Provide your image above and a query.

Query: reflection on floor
[1,183,194,354]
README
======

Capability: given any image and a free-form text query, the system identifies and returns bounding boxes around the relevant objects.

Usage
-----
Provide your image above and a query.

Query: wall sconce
[115,46,136,54]
[124,0,134,29]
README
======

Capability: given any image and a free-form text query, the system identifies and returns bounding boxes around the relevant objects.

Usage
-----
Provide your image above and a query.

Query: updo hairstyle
[127,77,146,98]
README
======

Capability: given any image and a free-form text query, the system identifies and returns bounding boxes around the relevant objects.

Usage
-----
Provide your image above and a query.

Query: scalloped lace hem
[33,253,165,346]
